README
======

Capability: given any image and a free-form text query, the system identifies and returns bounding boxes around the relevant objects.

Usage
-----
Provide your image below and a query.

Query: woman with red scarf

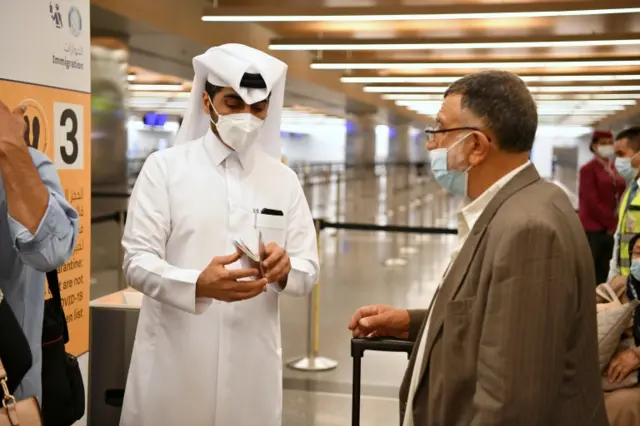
[579,130,627,285]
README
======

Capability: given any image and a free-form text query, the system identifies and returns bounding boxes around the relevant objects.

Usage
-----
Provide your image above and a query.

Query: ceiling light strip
[272,39,640,51]
[382,93,640,101]
[129,84,185,91]
[396,99,637,105]
[202,7,640,22]
[365,85,640,93]
[313,60,640,70]
[342,75,640,84]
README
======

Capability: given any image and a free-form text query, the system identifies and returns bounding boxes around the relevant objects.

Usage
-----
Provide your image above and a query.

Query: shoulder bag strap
[0,357,16,407]
[46,270,69,344]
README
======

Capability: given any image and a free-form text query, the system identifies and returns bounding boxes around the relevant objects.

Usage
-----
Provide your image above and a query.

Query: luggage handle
[351,337,414,359]
[351,337,414,426]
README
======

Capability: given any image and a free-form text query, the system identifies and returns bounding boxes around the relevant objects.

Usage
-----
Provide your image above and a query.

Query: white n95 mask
[209,99,264,153]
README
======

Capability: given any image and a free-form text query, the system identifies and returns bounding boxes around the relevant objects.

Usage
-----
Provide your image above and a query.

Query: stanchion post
[335,168,342,221]
[303,163,310,187]
[117,210,126,290]
[286,218,338,372]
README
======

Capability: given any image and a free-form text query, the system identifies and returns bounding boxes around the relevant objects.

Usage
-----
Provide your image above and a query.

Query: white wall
[375,125,390,162]
[409,127,426,163]
[531,125,593,178]
[127,118,180,159]
[281,122,346,163]
[280,122,423,165]
[126,118,594,172]
[577,133,595,169]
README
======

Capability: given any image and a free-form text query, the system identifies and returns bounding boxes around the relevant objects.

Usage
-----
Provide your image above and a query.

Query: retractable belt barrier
[90,211,125,225]
[287,219,455,375]
[320,220,458,235]
[351,337,414,426]
[91,191,131,198]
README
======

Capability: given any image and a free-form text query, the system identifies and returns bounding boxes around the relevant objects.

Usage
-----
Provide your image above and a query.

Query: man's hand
[262,243,291,286]
[196,251,267,302]
[0,99,49,234]
[0,100,27,153]
[348,304,410,339]
[607,348,640,383]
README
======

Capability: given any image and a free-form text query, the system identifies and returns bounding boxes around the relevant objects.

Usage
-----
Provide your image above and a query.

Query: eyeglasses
[424,126,482,142]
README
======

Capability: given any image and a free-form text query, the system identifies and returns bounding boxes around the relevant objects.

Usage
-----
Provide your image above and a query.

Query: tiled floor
[89,165,470,425]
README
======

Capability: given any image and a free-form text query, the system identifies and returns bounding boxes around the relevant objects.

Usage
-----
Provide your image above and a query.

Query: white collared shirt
[403,161,531,426]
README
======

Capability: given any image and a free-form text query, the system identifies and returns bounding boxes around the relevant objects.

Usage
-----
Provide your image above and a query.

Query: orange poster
[0,81,91,357]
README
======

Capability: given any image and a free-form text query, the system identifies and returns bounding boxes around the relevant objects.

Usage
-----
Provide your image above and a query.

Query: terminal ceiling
[200,0,640,128]
[91,0,640,128]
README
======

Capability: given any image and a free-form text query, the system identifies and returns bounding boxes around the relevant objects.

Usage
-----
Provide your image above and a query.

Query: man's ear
[202,92,210,114]
[468,131,491,167]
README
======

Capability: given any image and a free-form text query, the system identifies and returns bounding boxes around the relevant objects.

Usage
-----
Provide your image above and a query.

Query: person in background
[598,232,640,425]
[0,100,78,401]
[119,44,319,426]
[609,127,640,281]
[579,130,626,284]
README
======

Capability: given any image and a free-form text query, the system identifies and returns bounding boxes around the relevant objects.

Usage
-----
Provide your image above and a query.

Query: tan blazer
[399,165,609,426]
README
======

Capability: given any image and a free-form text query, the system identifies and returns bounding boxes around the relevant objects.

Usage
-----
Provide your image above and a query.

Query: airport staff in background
[348,71,608,426]
[119,44,319,426]
[0,100,78,402]
[609,127,640,281]
[579,130,626,285]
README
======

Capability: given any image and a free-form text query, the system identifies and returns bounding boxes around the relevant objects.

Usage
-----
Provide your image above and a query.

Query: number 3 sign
[53,102,84,170]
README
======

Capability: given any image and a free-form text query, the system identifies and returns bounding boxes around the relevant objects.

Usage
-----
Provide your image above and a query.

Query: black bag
[0,292,32,394]
[41,271,85,426]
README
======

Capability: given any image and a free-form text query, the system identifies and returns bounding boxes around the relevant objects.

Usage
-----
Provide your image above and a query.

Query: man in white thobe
[119,44,319,426]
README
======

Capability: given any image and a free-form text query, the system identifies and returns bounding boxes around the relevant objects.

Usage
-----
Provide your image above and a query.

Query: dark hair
[203,80,271,103]
[616,127,640,152]
[590,138,606,152]
[444,70,538,153]
[204,81,223,99]
[628,233,640,258]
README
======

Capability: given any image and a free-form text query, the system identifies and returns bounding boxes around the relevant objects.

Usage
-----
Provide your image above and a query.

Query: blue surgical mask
[429,134,471,196]
[631,260,640,281]
[615,157,638,183]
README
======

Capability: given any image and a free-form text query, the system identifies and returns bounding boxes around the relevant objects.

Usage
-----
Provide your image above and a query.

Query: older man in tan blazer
[349,71,609,426]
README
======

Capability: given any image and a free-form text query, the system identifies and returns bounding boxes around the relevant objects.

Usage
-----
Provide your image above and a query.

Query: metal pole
[304,164,310,187]
[117,210,125,290]
[335,168,342,222]
[352,351,362,426]
[286,219,338,372]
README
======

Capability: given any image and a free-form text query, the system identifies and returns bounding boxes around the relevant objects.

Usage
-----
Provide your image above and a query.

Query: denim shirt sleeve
[6,148,79,272]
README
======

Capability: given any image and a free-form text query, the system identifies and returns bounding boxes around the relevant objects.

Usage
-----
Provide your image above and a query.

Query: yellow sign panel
[0,81,91,356]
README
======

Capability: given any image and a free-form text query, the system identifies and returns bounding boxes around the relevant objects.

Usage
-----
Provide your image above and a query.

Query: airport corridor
[90,164,459,426]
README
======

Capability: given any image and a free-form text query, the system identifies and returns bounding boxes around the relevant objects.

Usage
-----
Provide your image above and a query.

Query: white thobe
[119,130,319,426]
[403,161,531,426]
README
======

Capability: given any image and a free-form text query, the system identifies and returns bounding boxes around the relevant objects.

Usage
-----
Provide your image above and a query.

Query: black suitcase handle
[351,337,414,426]
[351,337,414,358]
